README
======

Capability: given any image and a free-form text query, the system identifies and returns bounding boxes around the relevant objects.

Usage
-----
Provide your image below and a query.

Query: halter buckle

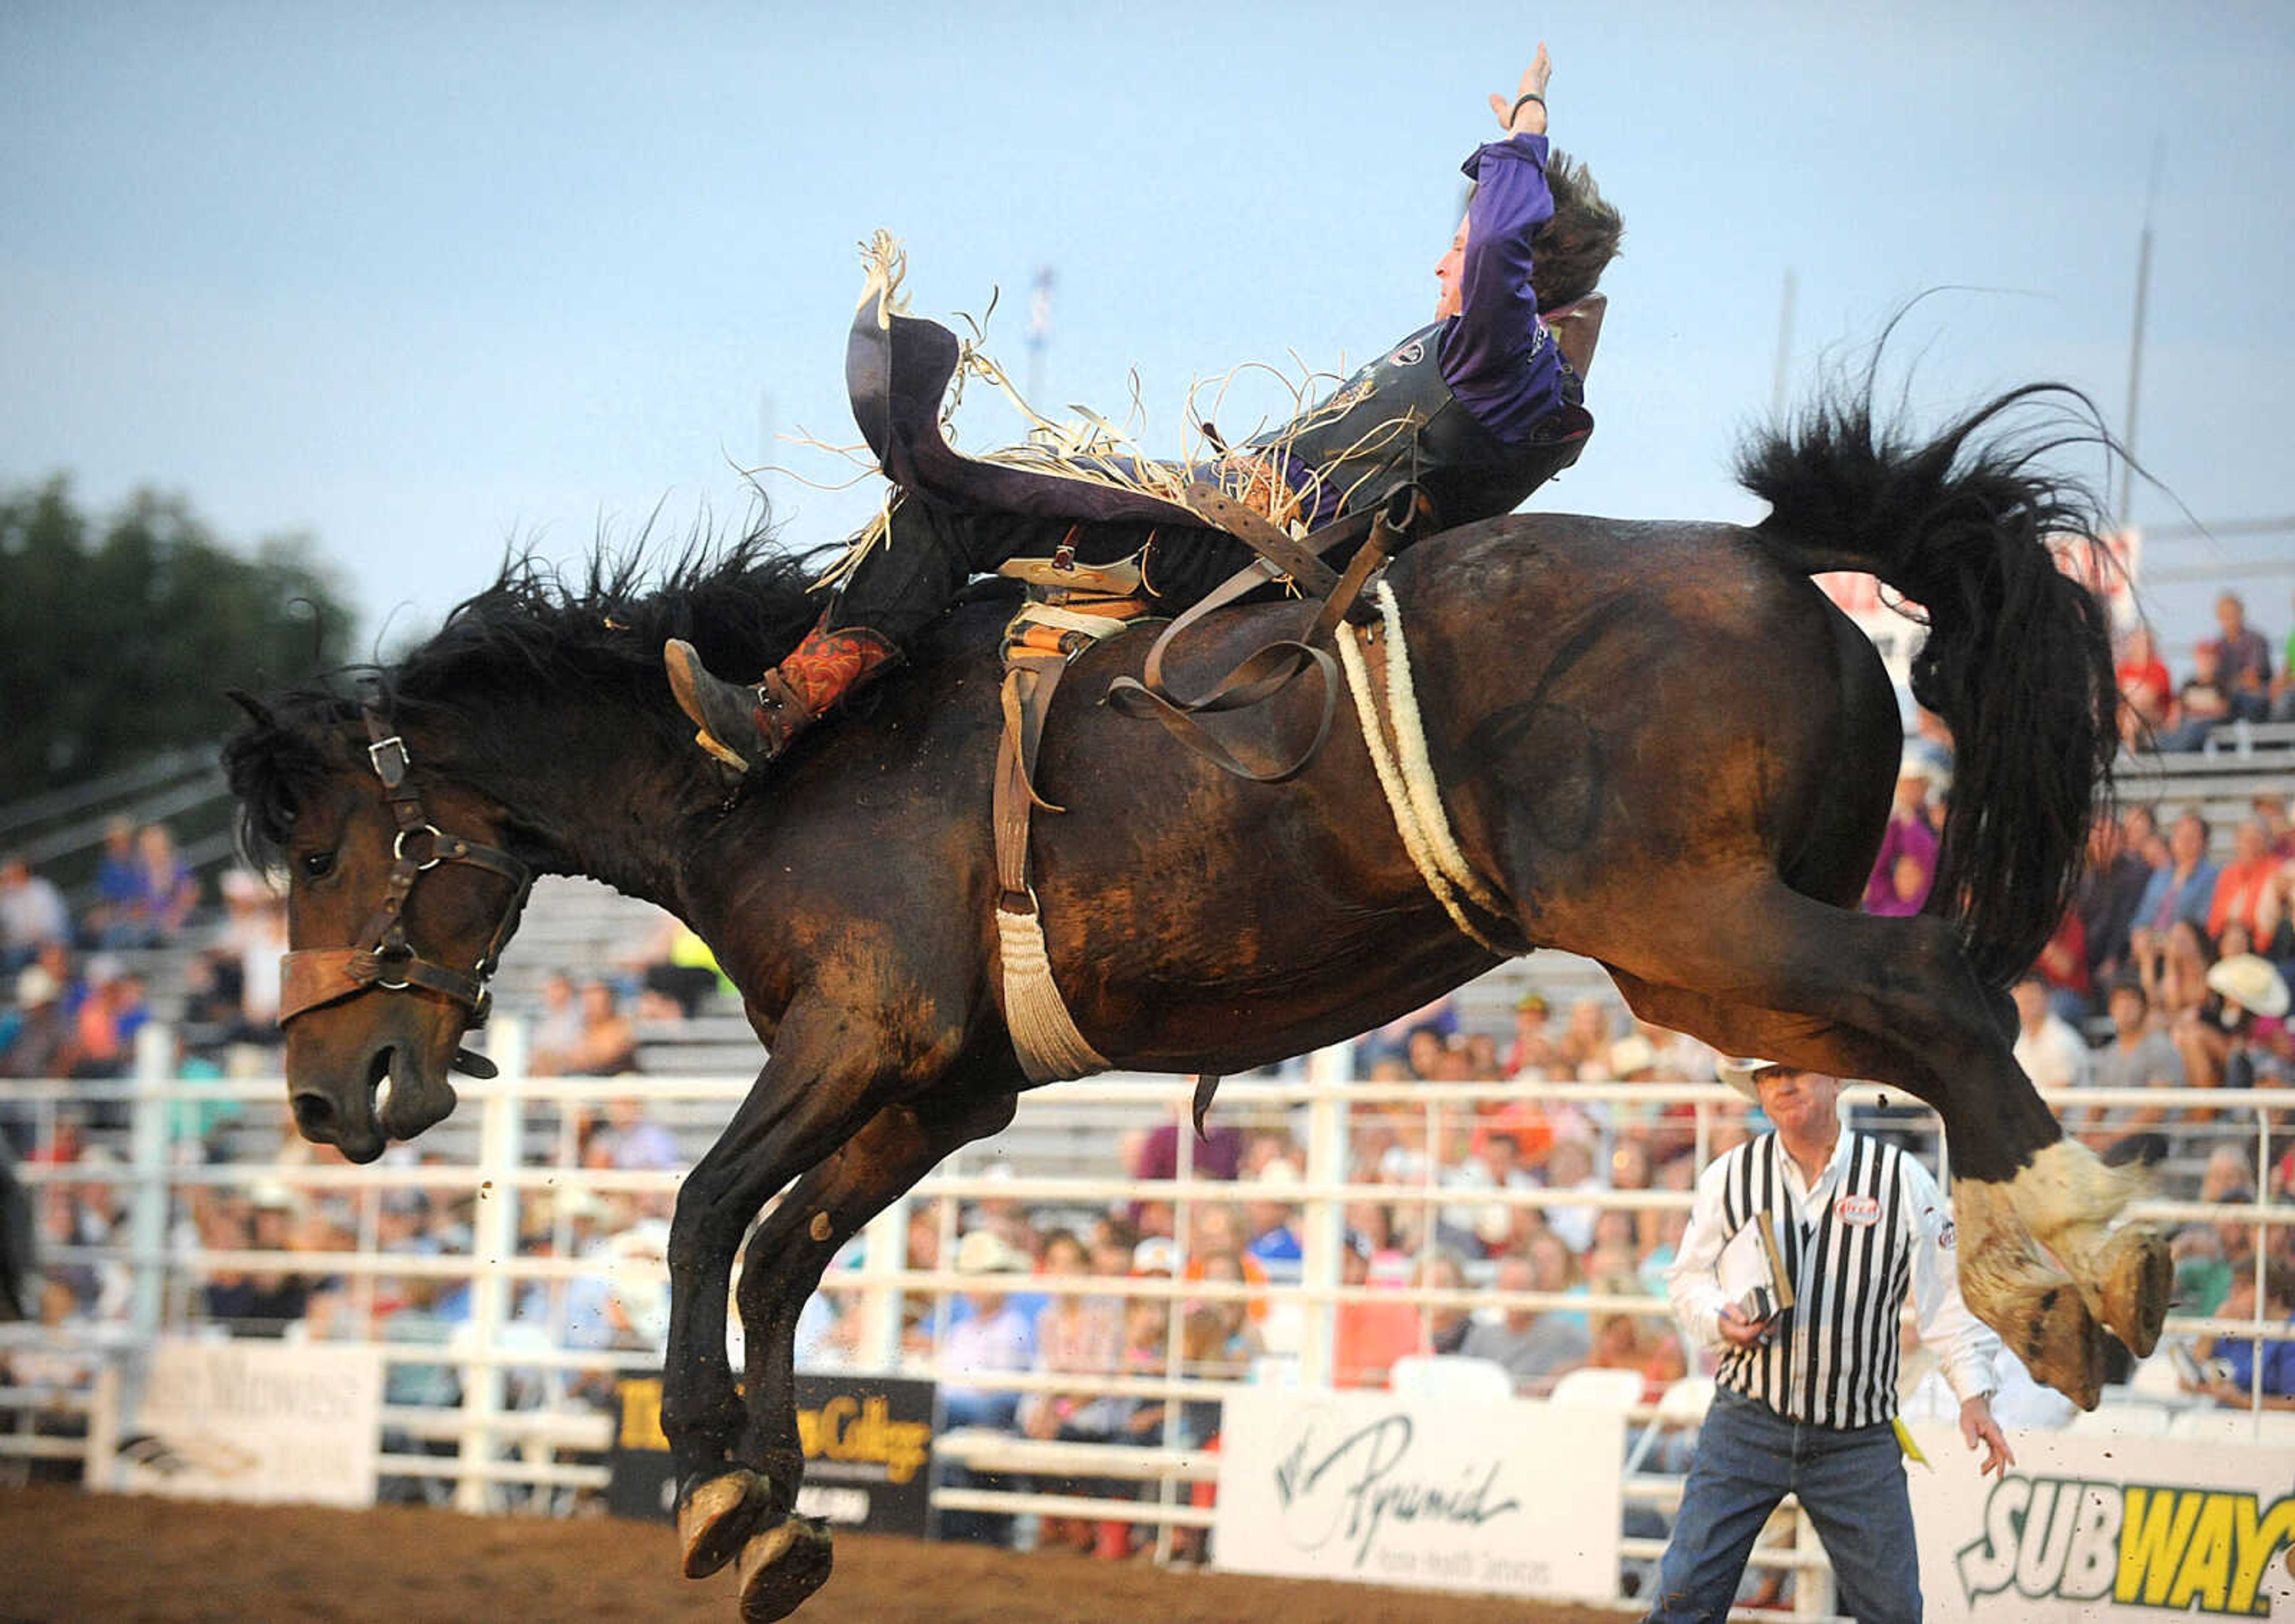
[367,735,411,787]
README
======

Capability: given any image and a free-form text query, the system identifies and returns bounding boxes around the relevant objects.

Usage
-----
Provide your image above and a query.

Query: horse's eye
[300,850,336,880]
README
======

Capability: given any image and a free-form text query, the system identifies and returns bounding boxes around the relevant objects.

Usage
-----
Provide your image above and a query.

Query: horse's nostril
[290,1091,338,1139]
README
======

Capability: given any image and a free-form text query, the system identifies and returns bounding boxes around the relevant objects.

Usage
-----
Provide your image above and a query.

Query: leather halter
[276,687,534,1032]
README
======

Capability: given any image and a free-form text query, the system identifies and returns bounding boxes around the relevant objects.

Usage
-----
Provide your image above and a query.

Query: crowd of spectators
[2119,590,2295,751]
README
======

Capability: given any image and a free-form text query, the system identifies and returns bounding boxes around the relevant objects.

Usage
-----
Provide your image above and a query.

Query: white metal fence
[4,1021,2291,1619]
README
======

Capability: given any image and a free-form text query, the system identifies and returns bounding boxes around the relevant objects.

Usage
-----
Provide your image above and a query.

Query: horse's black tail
[1737,380,2118,989]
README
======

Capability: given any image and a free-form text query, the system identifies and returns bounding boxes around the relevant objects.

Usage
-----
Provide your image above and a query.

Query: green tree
[0,476,357,798]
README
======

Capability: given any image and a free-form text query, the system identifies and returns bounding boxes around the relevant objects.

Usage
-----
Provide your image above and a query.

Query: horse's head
[224,688,533,1163]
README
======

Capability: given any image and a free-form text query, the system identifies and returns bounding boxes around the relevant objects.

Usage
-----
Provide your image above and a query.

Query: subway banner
[610,1374,935,1536]
[1214,1388,1623,1601]
[1906,1423,2295,1620]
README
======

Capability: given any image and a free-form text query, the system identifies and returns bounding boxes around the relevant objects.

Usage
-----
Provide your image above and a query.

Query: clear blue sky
[4,1,2290,662]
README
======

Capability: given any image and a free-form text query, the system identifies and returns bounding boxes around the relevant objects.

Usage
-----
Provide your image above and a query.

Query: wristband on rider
[1511,92,1546,122]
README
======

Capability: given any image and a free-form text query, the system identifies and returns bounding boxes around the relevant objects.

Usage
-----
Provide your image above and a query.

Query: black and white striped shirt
[1667,1129,1999,1430]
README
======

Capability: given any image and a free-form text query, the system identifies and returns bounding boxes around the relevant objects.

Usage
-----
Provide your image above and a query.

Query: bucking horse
[224,373,2168,1620]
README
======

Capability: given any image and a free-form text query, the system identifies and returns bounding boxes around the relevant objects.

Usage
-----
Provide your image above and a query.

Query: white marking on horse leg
[1951,1175,2106,1409]
[2006,1139,2144,1244]
[2002,1142,2169,1358]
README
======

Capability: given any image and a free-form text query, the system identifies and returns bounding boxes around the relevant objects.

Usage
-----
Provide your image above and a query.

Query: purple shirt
[1864,812,1939,916]
[1437,133,1571,444]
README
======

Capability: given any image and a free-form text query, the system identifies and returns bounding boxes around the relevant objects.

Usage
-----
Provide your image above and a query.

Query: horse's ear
[225,688,277,730]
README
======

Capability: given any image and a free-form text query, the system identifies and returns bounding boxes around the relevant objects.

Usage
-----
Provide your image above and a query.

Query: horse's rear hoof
[2021,1285,2109,1411]
[2099,1226,2172,1359]
[738,1515,834,1623]
[678,1468,770,1580]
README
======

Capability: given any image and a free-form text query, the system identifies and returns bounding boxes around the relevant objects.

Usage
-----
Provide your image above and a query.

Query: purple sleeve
[1436,133,1568,444]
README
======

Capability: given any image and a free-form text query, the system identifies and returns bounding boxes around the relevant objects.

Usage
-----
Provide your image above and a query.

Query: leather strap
[1103,490,1422,783]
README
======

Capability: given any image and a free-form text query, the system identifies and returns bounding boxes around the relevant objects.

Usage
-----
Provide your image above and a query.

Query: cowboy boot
[663,619,899,772]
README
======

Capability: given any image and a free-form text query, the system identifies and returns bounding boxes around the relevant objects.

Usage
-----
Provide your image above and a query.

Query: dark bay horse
[225,380,2167,1622]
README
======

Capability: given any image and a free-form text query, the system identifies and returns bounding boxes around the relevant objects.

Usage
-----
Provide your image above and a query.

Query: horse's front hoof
[2097,1225,2172,1359]
[2019,1284,2109,1411]
[738,1515,834,1623]
[677,1468,771,1580]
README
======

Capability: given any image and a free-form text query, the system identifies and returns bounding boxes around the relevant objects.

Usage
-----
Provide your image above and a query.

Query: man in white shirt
[2011,974,2092,1093]
[1646,1059,2012,1624]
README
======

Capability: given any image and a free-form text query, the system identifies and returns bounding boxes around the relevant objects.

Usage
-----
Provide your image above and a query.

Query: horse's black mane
[224,524,834,866]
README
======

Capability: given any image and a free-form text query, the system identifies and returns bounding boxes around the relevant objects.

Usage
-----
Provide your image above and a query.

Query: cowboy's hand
[1960,1394,2014,1478]
[1488,44,1553,137]
[1718,1304,1774,1349]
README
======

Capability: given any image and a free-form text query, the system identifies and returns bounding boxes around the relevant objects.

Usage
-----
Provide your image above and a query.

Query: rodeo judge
[1645,1059,2014,1624]
[667,44,1623,770]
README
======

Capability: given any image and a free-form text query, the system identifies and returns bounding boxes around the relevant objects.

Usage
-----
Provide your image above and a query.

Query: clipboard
[1715,1212,1797,1323]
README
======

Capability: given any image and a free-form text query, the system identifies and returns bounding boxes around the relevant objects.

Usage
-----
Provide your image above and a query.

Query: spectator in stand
[216,870,287,1042]
[0,965,75,1087]
[2125,803,2168,871]
[2173,1223,2233,1319]
[2074,978,2183,1155]
[2032,908,2093,1026]
[1556,997,1614,1078]
[2255,795,2295,860]
[2186,1259,2295,1408]
[530,980,639,1076]
[1418,1250,1473,1356]
[2116,623,2174,746]
[0,857,70,975]
[1862,756,1941,916]
[1459,1251,1588,1391]
[2209,591,2275,724]
[2010,974,2091,1092]
[80,818,143,949]
[1125,1101,1243,1224]
[2210,819,2279,943]
[2077,815,2154,990]
[584,1097,681,1171]
[121,822,200,947]
[625,913,730,1020]
[1503,991,1557,1076]
[68,957,149,1081]
[1542,1136,1604,1253]
[2134,917,2216,1033]
[1357,993,1459,1069]
[2134,812,2221,937]
[1241,1161,1304,1284]
[2159,642,2233,753]
[1016,1228,1127,1555]
[2274,591,2295,722]
[1333,1231,1418,1388]
[936,1229,1040,1546]
[2257,860,2295,974]
[2178,953,2292,1093]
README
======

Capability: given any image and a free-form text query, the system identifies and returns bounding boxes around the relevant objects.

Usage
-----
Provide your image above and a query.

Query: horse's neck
[441,692,721,910]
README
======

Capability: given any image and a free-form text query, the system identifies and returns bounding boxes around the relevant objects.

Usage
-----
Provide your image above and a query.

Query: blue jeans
[1645,1386,1920,1624]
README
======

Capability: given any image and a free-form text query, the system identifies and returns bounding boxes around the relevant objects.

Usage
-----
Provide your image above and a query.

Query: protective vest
[1254,320,1592,530]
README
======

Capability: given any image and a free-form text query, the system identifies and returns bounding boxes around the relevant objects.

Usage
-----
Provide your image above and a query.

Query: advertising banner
[98,1338,383,1508]
[1214,1388,1623,1601]
[1907,1421,2295,1621]
[608,1372,936,1537]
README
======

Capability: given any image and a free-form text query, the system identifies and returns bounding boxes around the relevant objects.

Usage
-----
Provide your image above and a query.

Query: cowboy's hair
[1533,151,1623,312]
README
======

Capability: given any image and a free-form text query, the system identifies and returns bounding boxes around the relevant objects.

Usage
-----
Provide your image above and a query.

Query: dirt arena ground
[0,1488,1623,1623]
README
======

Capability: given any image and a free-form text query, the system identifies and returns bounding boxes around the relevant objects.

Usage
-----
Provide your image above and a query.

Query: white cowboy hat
[2206,953,2291,1020]
[13,964,59,1008]
[954,1229,1027,1276]
[1609,1034,1658,1077]
[1716,1056,1786,1102]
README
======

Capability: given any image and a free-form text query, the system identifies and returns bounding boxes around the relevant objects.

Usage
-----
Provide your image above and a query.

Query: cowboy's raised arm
[1441,47,1568,441]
